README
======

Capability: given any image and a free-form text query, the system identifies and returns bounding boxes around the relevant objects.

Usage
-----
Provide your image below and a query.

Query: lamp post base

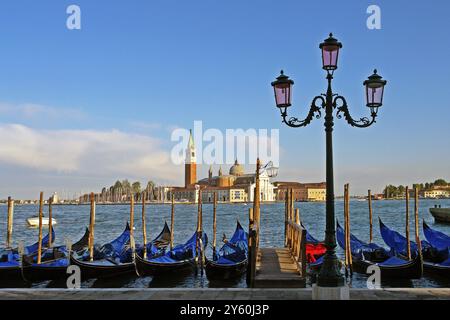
[312,284,350,300]
[316,251,345,287]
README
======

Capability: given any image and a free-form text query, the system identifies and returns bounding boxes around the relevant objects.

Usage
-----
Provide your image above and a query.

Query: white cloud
[0,124,181,183]
[0,102,86,120]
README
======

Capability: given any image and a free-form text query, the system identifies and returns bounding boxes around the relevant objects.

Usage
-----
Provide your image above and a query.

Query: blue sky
[0,0,449,198]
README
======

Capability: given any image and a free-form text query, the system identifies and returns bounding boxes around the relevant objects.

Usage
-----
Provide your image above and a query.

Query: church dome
[229,160,244,176]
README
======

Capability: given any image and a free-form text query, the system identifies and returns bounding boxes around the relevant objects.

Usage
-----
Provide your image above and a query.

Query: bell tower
[185,129,197,187]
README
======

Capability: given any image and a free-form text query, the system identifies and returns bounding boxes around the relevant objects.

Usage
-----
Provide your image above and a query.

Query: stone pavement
[0,288,449,300]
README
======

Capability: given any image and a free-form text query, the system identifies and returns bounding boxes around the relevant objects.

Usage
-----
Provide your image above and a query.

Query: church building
[170,130,276,203]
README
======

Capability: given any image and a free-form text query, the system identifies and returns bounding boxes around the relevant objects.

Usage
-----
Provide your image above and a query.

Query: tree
[434,179,448,186]
[121,179,131,191]
[146,181,156,200]
[132,181,141,194]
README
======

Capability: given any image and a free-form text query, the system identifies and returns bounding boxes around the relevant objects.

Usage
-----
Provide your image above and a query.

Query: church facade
[170,130,276,203]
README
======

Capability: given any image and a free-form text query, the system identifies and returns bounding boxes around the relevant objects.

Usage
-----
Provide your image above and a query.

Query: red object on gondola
[306,243,327,263]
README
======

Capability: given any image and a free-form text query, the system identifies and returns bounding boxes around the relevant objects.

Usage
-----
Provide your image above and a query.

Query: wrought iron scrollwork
[280,96,324,128]
[334,96,377,128]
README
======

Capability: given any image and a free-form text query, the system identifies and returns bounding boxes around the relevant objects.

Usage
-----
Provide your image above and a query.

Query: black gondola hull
[0,266,23,285]
[205,258,247,280]
[21,261,68,283]
[423,261,450,278]
[135,254,194,276]
[70,255,135,279]
[351,255,423,279]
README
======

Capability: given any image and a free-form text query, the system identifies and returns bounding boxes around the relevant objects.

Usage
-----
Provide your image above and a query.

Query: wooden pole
[170,194,175,251]
[253,158,261,250]
[295,208,300,257]
[291,188,294,217]
[197,190,202,233]
[141,192,147,259]
[6,196,14,248]
[248,206,255,283]
[195,189,202,262]
[37,192,44,264]
[346,184,353,270]
[414,186,421,253]
[344,184,350,272]
[48,197,53,248]
[289,188,295,247]
[368,189,373,243]
[284,189,288,247]
[196,189,203,275]
[130,195,135,252]
[88,192,96,262]
[405,186,411,260]
[212,192,217,256]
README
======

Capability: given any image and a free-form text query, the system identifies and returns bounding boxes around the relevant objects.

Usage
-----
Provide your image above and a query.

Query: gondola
[379,219,430,257]
[336,220,423,279]
[423,221,450,253]
[71,222,171,280]
[375,219,450,279]
[21,228,90,283]
[205,221,248,280]
[135,230,208,276]
[0,229,55,282]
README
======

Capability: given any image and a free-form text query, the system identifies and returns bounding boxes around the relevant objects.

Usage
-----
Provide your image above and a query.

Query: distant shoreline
[1,198,449,206]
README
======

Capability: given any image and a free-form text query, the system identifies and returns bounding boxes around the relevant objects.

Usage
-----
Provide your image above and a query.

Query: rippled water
[1,199,449,288]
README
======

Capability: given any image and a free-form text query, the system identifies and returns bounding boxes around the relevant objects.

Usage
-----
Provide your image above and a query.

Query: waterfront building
[274,182,327,202]
[423,188,450,198]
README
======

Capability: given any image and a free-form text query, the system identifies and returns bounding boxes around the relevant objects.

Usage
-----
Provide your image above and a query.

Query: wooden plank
[254,248,305,288]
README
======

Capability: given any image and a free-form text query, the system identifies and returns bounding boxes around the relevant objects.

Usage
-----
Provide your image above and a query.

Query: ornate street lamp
[271,33,387,288]
[319,33,342,72]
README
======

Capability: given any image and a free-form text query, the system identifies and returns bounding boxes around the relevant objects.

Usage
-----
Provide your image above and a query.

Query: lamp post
[271,33,387,287]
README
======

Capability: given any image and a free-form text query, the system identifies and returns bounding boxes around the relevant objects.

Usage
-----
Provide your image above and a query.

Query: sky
[0,0,449,199]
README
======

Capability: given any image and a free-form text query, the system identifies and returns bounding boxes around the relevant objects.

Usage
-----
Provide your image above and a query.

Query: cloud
[128,121,163,131]
[0,102,86,120]
[0,124,181,183]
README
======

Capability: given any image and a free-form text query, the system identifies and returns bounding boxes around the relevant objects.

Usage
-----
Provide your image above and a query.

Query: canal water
[1,199,449,288]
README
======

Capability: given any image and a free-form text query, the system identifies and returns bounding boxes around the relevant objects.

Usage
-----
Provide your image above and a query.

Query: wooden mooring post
[284,189,289,247]
[130,195,135,255]
[212,192,217,257]
[414,186,422,253]
[368,189,373,243]
[6,196,14,248]
[88,192,96,262]
[141,192,148,259]
[170,194,175,251]
[48,197,53,248]
[344,183,353,276]
[37,192,44,264]
[405,186,411,260]
[246,207,256,287]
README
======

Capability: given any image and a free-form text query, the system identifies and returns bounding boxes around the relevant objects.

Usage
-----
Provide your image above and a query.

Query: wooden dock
[247,188,307,288]
[254,248,306,288]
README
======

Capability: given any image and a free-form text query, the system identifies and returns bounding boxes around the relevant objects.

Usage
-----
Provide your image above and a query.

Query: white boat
[26,217,58,228]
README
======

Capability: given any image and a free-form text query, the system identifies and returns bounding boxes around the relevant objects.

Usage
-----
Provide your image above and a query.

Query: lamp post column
[317,74,345,287]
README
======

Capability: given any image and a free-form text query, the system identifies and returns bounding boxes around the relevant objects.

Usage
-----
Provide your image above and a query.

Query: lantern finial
[374,69,378,74]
